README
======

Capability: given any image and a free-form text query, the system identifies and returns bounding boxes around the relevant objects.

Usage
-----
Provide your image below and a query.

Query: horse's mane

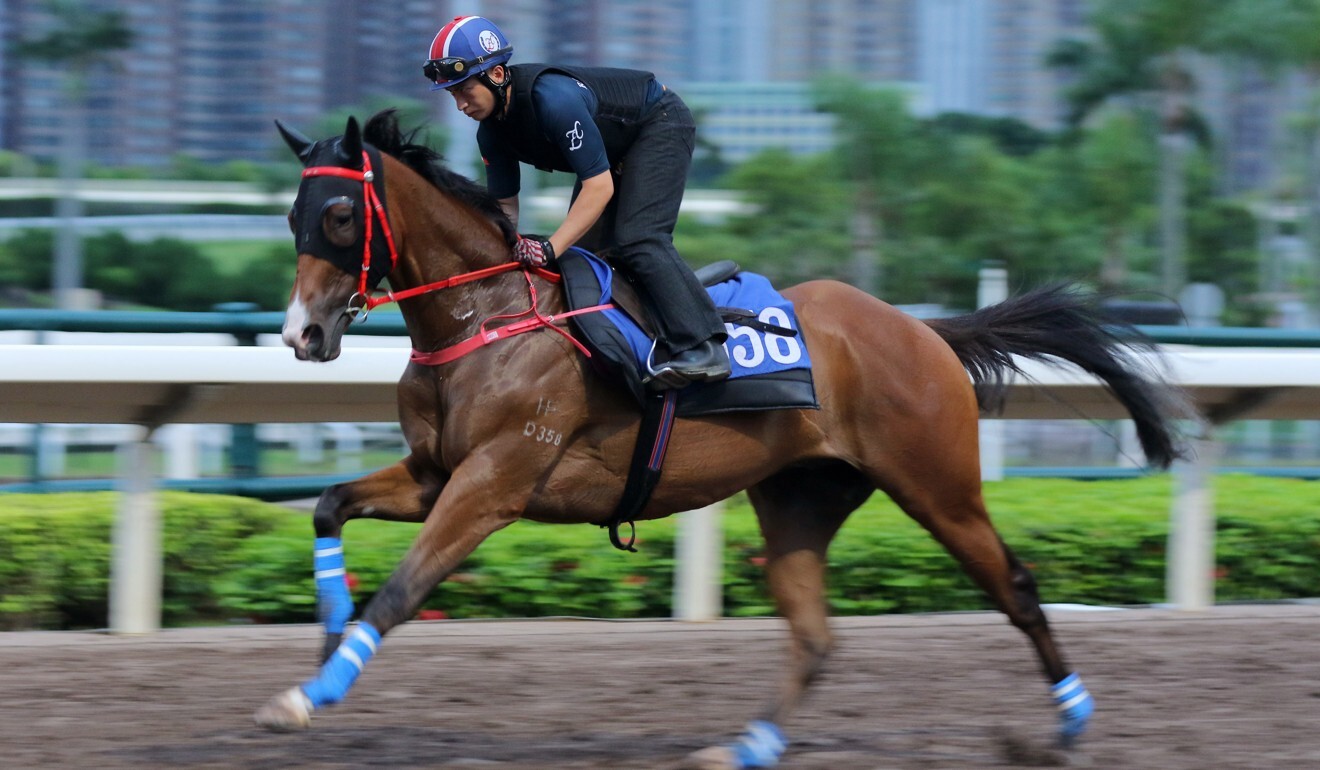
[362,109,517,247]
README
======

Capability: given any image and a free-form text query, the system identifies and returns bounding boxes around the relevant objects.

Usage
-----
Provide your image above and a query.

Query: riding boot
[609,243,730,389]
[648,339,731,388]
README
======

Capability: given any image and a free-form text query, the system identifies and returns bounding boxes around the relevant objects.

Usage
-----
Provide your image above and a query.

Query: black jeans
[574,90,725,354]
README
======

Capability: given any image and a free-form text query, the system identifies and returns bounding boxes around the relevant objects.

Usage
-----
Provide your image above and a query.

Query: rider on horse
[424,15,731,389]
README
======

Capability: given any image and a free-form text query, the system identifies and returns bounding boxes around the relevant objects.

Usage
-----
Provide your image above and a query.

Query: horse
[254,110,1188,768]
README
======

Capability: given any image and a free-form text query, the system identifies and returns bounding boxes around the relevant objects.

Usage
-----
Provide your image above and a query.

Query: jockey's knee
[610,232,673,264]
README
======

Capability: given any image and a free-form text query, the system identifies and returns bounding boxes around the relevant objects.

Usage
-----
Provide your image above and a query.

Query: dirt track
[3,604,1319,769]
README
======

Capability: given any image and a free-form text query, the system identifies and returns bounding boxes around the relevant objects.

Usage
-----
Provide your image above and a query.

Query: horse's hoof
[685,746,738,770]
[253,687,311,731]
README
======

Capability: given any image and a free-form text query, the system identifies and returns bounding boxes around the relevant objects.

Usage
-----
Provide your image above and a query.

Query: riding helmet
[424,16,513,91]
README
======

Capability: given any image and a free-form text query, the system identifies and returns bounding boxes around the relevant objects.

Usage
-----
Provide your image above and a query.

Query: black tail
[925,284,1191,469]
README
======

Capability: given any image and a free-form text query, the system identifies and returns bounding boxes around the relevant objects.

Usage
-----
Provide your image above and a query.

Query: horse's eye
[321,198,357,248]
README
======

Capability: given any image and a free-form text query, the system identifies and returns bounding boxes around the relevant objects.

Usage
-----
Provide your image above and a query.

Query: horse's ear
[339,116,363,165]
[275,120,314,164]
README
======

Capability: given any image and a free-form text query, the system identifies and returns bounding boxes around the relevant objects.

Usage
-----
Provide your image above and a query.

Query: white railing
[4,341,1320,632]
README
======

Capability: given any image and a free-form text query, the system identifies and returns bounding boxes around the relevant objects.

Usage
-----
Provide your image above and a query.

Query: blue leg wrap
[1052,672,1095,743]
[314,537,354,634]
[731,720,787,769]
[301,622,381,708]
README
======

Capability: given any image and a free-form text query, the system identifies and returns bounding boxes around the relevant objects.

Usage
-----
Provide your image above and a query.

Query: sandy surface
[3,603,1319,769]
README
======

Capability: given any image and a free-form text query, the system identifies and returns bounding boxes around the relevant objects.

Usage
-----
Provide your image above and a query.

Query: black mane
[362,109,517,247]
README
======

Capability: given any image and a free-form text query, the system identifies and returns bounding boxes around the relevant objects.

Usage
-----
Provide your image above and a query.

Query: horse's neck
[386,176,552,353]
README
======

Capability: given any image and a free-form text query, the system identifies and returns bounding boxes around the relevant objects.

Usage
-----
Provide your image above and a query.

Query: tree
[1048,0,1222,298]
[927,113,1053,158]
[815,84,933,297]
[1065,113,1159,289]
[14,0,132,309]
[1203,0,1320,309]
[706,149,851,286]
[886,135,1020,302]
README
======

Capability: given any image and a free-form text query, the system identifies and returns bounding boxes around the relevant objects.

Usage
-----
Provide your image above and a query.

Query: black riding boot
[647,338,731,388]
[609,245,730,389]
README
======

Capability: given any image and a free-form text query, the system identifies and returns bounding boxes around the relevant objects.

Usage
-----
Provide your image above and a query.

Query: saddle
[557,248,818,417]
[554,248,819,550]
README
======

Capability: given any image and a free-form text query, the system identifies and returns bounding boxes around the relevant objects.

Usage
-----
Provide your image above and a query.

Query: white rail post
[977,264,1008,481]
[109,435,162,634]
[673,501,724,621]
[157,424,199,479]
[1166,431,1217,610]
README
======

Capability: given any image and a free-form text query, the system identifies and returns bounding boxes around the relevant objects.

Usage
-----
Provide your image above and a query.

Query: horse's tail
[924,283,1191,469]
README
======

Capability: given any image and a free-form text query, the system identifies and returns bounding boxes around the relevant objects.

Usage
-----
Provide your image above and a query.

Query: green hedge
[2,476,1319,630]
[0,492,286,630]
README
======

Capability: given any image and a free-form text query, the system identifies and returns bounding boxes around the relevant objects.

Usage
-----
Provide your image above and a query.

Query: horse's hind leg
[309,459,440,662]
[879,459,1095,746]
[691,462,872,770]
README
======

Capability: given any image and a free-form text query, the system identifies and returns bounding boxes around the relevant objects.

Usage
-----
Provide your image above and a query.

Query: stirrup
[643,340,694,390]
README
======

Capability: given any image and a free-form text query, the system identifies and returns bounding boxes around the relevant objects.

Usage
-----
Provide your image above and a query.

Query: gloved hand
[514,234,555,268]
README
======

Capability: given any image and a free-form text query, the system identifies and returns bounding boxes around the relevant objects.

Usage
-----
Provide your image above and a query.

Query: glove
[514,234,555,268]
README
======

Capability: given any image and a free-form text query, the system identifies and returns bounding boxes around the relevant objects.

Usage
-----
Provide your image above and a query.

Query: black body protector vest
[491,63,656,173]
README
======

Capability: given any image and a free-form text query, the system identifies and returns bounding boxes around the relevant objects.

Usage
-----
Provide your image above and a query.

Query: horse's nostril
[304,325,326,356]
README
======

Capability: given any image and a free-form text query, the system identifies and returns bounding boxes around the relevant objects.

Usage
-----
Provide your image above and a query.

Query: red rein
[301,152,607,366]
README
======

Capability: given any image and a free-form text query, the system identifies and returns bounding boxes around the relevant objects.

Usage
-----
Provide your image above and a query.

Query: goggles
[423,47,511,85]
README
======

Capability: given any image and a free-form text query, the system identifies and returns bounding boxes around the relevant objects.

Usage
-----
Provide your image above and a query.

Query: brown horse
[255,111,1187,768]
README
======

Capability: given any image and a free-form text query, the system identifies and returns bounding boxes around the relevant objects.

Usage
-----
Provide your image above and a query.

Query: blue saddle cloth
[557,247,819,418]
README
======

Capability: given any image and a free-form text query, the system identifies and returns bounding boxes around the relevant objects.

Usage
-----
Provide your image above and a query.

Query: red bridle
[299,151,608,364]
[300,151,400,318]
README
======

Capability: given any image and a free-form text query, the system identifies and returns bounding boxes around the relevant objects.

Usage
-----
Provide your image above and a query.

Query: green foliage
[14,0,132,67]
[1202,0,1320,68]
[714,149,851,285]
[0,150,39,177]
[690,78,1262,311]
[927,113,1054,158]
[1187,199,1261,322]
[0,229,296,310]
[0,228,56,290]
[221,243,298,310]
[2,477,1319,631]
[0,492,288,630]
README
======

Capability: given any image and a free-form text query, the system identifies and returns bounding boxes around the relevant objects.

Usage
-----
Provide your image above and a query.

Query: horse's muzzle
[300,323,342,362]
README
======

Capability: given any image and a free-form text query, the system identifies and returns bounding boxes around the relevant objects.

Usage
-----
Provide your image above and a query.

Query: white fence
[4,342,1320,632]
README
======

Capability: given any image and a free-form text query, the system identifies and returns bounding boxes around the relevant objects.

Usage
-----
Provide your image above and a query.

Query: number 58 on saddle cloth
[557,248,819,418]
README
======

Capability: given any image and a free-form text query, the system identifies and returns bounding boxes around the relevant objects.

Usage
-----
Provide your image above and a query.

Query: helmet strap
[481,67,513,121]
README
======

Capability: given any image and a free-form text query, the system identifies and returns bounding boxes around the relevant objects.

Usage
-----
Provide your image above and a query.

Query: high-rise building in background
[688,0,770,83]
[539,0,687,76]
[0,0,1303,196]
[0,0,11,154]
[1,0,448,167]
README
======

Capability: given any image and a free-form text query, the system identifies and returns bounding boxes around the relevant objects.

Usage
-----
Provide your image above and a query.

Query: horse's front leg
[255,462,518,730]
[311,458,441,663]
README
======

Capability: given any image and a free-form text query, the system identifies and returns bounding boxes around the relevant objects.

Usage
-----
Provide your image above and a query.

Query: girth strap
[717,306,799,337]
[603,388,678,551]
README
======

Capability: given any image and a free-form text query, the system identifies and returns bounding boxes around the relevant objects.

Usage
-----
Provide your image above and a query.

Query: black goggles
[423,47,511,85]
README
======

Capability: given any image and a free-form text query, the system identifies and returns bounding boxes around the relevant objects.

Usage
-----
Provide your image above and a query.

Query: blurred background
[3,0,1320,487]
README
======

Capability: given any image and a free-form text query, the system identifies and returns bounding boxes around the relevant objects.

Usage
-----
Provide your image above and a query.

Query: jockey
[423,15,731,388]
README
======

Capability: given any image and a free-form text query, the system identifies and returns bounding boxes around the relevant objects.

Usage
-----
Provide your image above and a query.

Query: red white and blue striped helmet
[424,16,513,91]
